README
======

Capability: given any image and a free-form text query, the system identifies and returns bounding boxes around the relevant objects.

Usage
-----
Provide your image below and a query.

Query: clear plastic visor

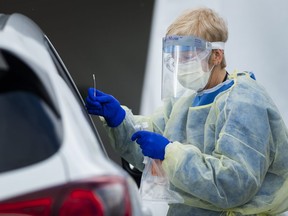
[161,35,212,100]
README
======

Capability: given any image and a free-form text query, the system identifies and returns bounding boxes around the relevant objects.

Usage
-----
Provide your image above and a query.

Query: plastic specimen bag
[139,156,184,204]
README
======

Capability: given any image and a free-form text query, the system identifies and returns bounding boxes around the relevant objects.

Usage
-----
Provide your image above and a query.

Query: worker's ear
[210,49,224,65]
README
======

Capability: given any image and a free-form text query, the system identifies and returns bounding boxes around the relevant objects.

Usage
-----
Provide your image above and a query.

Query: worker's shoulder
[233,72,267,96]
[225,74,275,110]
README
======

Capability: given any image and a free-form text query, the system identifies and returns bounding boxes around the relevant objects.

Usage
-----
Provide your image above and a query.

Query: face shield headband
[161,35,225,100]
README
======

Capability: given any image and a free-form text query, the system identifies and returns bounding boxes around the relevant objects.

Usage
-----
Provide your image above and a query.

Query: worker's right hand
[86,88,125,127]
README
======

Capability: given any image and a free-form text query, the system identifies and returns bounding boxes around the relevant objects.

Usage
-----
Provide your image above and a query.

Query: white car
[0,13,151,216]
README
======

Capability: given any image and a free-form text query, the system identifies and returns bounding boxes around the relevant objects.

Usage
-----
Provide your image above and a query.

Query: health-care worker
[86,7,288,215]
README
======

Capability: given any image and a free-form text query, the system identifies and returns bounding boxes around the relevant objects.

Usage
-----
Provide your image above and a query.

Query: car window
[0,50,62,173]
[43,36,108,156]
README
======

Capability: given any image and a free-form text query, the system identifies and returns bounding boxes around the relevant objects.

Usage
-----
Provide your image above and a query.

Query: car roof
[0,13,44,45]
[0,13,57,76]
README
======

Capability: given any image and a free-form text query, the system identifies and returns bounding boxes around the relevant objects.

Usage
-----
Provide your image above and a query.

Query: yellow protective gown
[103,72,288,215]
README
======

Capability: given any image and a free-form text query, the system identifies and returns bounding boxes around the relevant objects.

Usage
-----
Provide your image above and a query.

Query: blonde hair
[166,7,228,68]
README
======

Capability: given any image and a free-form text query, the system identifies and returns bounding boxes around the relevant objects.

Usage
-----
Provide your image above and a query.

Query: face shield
[161,35,225,100]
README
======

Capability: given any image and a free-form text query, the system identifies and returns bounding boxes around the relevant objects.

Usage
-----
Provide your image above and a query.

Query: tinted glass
[0,50,62,173]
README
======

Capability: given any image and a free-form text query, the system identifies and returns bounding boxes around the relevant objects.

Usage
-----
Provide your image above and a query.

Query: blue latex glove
[86,88,125,127]
[131,131,170,160]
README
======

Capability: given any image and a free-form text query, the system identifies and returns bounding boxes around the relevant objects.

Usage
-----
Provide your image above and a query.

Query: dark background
[0,0,155,165]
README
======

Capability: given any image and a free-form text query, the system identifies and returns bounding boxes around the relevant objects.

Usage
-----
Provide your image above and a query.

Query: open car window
[43,36,108,156]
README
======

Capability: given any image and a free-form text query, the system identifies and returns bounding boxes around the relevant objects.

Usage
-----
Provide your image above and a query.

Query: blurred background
[1,0,288,170]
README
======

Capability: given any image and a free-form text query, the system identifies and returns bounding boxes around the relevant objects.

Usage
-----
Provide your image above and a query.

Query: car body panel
[0,154,66,201]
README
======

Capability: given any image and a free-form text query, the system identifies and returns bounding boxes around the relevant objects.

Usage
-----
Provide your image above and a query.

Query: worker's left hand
[131,131,170,160]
